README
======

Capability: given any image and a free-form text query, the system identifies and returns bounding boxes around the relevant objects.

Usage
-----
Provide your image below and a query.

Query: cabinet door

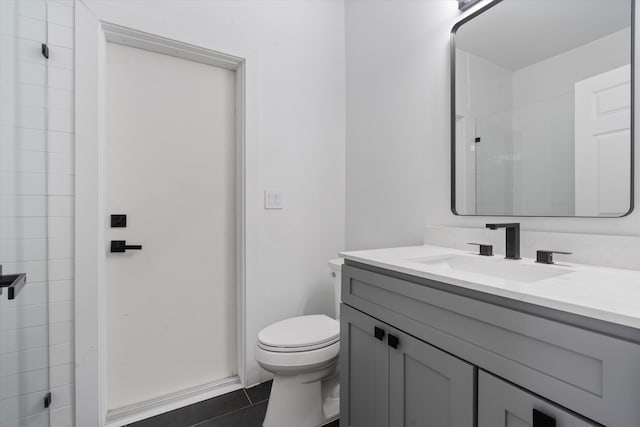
[478,371,599,427]
[389,328,475,427]
[340,304,390,427]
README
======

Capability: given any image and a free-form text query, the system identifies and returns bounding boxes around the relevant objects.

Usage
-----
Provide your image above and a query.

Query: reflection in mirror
[452,0,633,217]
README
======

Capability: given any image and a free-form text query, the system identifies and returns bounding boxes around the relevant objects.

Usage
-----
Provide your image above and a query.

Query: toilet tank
[328,258,344,320]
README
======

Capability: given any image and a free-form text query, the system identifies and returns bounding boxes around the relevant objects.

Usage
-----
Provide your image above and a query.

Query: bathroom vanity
[339,1,638,423]
[339,245,640,427]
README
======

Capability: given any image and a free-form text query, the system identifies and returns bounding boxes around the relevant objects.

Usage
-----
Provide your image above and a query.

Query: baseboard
[104,376,243,427]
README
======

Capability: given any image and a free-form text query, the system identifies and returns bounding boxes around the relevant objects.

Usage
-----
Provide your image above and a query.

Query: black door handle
[0,265,26,300]
[388,334,399,349]
[374,326,385,341]
[533,409,556,427]
[111,240,143,253]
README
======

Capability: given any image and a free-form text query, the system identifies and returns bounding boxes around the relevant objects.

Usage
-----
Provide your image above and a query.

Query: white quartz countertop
[340,245,640,331]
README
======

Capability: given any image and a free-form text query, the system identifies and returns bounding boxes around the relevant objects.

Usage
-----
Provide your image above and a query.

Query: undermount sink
[409,254,573,284]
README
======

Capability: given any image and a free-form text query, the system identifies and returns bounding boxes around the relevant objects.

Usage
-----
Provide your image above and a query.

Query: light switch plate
[264,189,284,209]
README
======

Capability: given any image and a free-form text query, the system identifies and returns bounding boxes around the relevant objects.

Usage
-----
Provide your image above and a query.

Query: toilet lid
[258,315,339,351]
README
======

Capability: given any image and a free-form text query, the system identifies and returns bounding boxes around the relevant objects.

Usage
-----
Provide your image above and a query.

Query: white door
[575,64,631,216]
[105,42,237,410]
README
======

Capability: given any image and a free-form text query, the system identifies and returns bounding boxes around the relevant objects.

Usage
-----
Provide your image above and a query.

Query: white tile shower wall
[455,49,514,215]
[0,1,75,427]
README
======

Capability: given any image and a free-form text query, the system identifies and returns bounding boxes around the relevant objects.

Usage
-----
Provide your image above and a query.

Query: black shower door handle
[0,265,27,300]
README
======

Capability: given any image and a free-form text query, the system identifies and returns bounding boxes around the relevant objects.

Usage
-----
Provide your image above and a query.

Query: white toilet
[255,258,344,427]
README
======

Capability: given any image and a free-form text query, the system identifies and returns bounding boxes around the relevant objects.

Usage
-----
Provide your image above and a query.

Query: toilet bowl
[255,258,343,427]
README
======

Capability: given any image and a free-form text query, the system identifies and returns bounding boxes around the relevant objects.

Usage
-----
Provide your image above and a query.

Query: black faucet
[486,223,520,260]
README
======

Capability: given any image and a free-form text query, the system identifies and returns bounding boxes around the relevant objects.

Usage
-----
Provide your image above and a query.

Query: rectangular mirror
[451,0,634,217]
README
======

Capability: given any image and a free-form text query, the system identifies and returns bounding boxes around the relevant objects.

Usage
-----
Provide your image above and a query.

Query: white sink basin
[409,254,573,284]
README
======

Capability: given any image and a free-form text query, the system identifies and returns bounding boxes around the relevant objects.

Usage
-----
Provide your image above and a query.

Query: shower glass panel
[474,114,514,216]
[0,1,52,426]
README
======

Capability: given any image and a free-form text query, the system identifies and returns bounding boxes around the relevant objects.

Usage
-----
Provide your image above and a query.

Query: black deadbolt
[111,214,127,228]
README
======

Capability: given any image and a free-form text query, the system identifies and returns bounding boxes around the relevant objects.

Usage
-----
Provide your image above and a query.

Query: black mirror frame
[458,0,482,11]
[450,0,636,218]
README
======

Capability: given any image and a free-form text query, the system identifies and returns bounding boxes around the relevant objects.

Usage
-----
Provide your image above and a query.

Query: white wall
[346,0,458,249]
[79,0,345,392]
[346,0,640,251]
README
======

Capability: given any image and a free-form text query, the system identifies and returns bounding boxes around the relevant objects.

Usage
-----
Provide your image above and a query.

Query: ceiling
[455,0,632,70]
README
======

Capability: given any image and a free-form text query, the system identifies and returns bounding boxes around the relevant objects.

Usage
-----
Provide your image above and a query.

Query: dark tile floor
[126,380,339,427]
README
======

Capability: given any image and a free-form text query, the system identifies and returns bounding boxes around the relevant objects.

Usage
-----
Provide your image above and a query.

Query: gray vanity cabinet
[341,261,640,426]
[478,372,598,427]
[388,327,475,427]
[340,304,475,427]
[340,304,389,427]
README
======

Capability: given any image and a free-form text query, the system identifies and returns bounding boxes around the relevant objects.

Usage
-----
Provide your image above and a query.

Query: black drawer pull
[388,334,399,349]
[533,409,556,427]
[110,240,143,253]
[374,327,385,341]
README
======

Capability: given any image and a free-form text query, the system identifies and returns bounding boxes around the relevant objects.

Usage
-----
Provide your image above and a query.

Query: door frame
[75,3,259,425]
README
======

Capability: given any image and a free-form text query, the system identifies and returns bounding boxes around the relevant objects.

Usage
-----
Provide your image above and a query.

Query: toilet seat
[258,337,339,353]
[257,315,339,353]
[255,340,340,373]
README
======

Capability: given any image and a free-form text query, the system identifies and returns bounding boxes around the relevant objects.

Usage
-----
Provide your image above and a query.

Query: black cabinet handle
[110,240,143,253]
[533,409,556,427]
[374,326,385,341]
[388,334,399,349]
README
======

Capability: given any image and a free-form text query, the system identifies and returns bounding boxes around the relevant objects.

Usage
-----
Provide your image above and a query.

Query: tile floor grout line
[243,388,253,405]
[129,389,255,427]
[189,400,263,427]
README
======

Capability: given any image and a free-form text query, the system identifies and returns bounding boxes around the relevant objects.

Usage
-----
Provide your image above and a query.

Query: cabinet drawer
[478,371,599,427]
[342,264,640,426]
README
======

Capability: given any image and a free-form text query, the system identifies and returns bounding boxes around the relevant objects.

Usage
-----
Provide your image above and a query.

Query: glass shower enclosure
[0,1,53,426]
